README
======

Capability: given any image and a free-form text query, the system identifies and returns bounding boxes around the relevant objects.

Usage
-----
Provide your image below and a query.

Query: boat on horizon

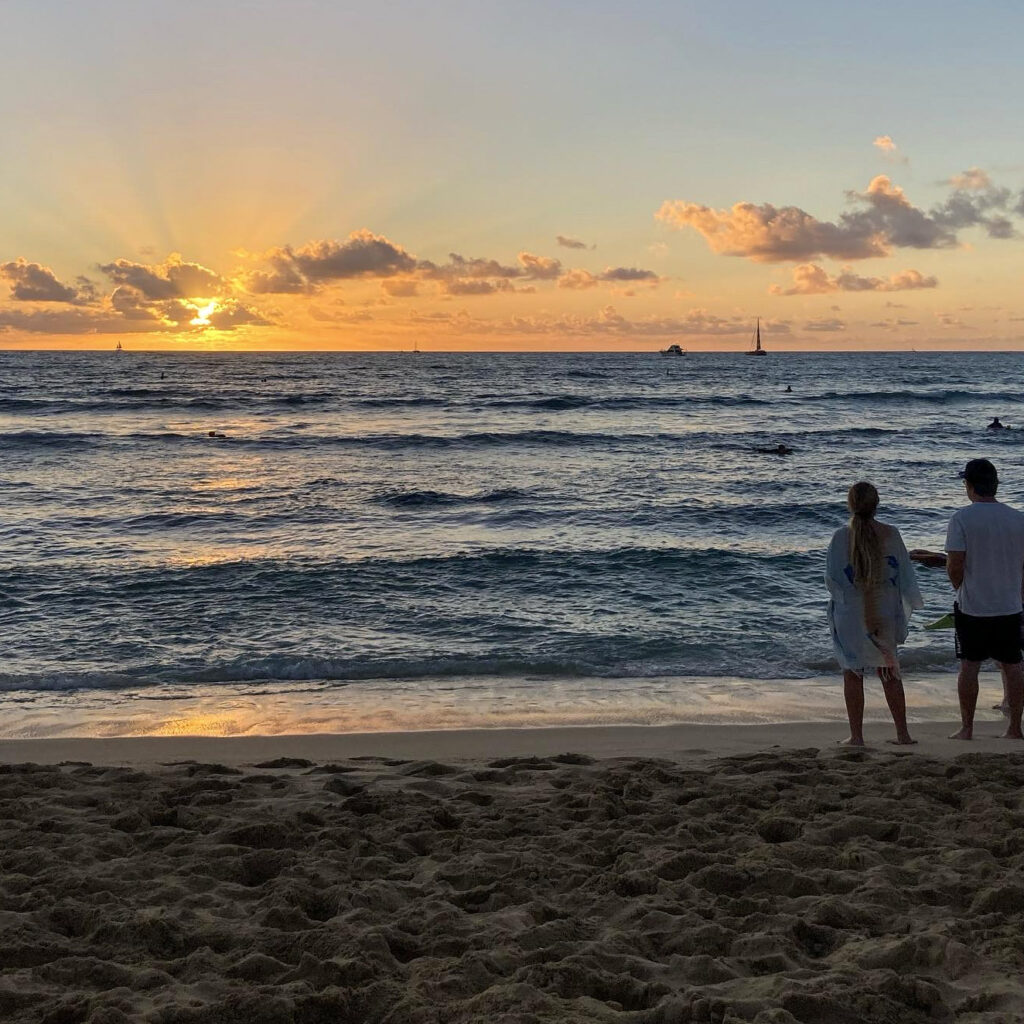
[747,318,766,356]
[115,341,123,353]
[660,344,685,357]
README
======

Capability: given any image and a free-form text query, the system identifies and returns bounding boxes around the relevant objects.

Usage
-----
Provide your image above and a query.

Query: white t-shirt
[945,501,1024,616]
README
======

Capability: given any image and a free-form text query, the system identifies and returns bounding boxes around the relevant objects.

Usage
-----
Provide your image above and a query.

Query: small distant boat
[115,341,124,352]
[747,318,766,356]
[412,339,421,355]
[660,344,685,357]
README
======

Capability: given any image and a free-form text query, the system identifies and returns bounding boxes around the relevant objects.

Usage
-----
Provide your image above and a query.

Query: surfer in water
[754,444,794,456]
[988,416,1006,430]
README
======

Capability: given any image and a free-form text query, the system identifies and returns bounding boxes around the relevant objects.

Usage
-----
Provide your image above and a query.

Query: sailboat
[115,341,124,353]
[412,339,420,355]
[747,318,766,356]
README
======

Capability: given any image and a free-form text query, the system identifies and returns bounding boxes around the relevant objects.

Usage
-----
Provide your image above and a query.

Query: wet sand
[2,726,1023,1022]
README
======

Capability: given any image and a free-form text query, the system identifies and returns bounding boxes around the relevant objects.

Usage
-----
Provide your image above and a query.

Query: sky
[1,0,1023,351]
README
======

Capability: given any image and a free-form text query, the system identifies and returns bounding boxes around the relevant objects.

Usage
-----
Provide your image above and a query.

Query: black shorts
[954,604,1023,664]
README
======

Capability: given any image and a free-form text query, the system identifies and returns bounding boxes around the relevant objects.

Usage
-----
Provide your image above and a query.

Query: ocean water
[1,349,1019,736]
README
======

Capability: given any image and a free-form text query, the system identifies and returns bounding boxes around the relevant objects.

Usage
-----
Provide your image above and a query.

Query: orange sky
[3,4,1023,351]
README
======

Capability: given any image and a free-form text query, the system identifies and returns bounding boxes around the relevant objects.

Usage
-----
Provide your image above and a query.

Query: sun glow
[190,300,218,326]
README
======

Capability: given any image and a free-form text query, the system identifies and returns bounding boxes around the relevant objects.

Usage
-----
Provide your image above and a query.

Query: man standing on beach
[945,458,1024,740]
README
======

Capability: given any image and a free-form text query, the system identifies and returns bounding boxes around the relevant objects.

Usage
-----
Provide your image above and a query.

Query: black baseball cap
[959,458,998,489]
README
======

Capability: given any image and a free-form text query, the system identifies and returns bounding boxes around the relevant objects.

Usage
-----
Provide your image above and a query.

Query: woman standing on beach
[826,482,923,746]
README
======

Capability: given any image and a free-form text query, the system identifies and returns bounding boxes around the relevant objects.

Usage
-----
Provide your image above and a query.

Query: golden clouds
[658,170,1023,264]
[770,264,938,296]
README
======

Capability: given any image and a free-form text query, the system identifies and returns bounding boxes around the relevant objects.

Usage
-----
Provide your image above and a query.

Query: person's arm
[947,550,965,589]
[944,513,966,591]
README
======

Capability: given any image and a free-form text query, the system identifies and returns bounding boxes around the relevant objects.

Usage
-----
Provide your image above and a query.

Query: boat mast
[755,318,761,352]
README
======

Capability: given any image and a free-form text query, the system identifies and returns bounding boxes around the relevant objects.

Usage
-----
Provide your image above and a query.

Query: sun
[190,300,218,326]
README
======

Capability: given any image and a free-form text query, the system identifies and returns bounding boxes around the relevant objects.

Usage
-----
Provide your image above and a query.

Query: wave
[805,388,1024,405]
[0,393,336,414]
[374,487,529,509]
[0,640,959,694]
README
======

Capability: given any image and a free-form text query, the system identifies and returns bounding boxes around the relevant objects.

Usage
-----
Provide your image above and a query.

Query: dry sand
[2,724,1024,1022]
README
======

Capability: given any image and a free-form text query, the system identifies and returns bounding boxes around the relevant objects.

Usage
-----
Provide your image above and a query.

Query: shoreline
[0,669,1004,743]
[2,717,1019,768]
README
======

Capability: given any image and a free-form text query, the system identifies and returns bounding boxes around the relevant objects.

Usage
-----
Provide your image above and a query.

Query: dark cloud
[99,254,229,299]
[206,300,271,330]
[442,278,518,296]
[556,235,591,250]
[0,306,167,335]
[246,231,416,293]
[599,266,659,282]
[658,172,1023,262]
[0,259,84,303]
[109,285,162,321]
[931,175,1018,239]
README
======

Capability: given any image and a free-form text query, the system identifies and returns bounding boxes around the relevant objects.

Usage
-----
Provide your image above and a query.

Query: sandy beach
[3,724,1024,1023]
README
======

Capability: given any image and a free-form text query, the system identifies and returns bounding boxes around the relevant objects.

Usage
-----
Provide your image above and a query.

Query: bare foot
[998,729,1024,740]
[838,737,866,747]
[887,737,918,745]
[949,727,973,740]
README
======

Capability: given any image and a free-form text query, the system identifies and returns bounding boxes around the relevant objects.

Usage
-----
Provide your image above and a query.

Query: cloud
[657,171,1023,262]
[932,172,1018,238]
[517,252,562,279]
[803,318,846,332]
[206,300,271,330]
[770,263,938,295]
[0,259,85,303]
[381,278,419,297]
[656,195,890,262]
[556,235,591,250]
[949,167,991,190]
[869,318,919,331]
[442,278,520,296]
[873,135,908,164]
[247,230,416,293]
[420,306,789,338]
[558,266,660,290]
[99,253,229,300]
[598,266,659,282]
[558,269,599,290]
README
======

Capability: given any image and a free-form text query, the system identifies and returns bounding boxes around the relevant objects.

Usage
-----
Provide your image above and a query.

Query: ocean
[0,348,1018,737]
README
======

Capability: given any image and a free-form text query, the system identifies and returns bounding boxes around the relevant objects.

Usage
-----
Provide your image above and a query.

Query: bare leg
[950,660,981,739]
[998,661,1024,739]
[878,668,916,744]
[993,665,1010,713]
[841,670,865,746]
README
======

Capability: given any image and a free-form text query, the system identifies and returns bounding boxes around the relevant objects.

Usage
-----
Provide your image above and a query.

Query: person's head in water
[847,481,882,587]
[988,416,1004,429]
[962,458,998,500]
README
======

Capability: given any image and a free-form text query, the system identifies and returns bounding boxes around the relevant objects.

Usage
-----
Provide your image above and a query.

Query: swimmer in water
[754,444,793,455]
[988,416,1006,430]
[207,430,226,438]
[784,385,792,393]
